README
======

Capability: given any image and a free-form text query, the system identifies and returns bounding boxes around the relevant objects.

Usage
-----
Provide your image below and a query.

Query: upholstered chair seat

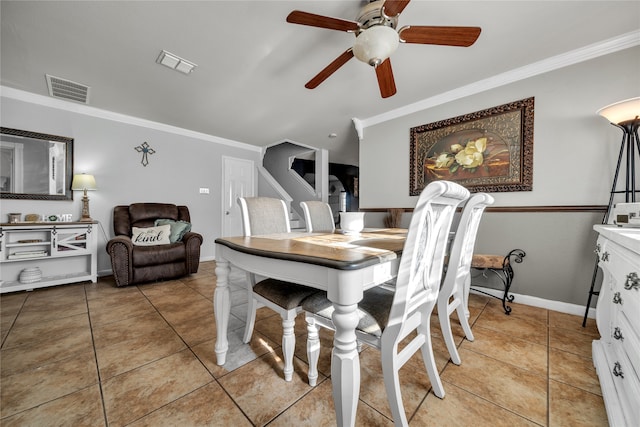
[131,243,186,266]
[253,279,321,310]
[302,287,393,338]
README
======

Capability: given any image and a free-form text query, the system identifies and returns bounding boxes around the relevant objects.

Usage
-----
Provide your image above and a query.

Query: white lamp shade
[353,25,399,66]
[71,174,97,191]
[597,97,640,125]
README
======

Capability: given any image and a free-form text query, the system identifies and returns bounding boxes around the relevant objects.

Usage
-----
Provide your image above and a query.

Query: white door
[222,156,255,237]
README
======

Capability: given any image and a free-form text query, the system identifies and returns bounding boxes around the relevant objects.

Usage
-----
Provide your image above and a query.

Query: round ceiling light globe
[353,25,399,67]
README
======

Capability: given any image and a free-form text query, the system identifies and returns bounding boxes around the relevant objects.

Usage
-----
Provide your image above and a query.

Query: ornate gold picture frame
[409,97,534,195]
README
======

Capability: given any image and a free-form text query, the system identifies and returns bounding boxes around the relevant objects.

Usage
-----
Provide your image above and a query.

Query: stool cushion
[471,254,508,270]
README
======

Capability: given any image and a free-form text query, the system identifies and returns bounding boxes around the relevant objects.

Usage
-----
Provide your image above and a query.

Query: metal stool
[470,249,526,314]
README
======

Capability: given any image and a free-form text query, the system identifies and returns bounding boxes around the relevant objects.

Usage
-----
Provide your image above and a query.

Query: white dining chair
[300,200,335,232]
[237,196,320,381]
[302,181,470,426]
[437,192,494,366]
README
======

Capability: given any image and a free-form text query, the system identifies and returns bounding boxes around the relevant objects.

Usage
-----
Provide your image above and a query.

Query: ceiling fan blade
[382,0,411,17]
[399,26,481,47]
[287,10,360,32]
[305,49,355,89]
[375,59,396,98]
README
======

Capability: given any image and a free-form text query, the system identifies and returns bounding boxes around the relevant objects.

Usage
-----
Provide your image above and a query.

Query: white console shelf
[592,225,640,427]
[0,222,98,293]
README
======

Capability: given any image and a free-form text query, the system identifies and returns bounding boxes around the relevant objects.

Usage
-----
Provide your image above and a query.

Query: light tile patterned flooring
[0,261,608,426]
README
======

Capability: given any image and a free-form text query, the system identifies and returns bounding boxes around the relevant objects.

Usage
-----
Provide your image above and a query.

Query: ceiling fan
[286,0,481,98]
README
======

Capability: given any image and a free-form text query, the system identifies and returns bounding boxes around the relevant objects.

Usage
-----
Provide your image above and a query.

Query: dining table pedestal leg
[331,302,360,427]
[214,259,231,365]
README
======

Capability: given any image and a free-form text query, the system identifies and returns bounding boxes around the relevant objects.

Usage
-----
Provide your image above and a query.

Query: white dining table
[213,229,407,427]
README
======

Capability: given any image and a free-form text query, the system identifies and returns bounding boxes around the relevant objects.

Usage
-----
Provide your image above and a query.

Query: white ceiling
[1,1,639,165]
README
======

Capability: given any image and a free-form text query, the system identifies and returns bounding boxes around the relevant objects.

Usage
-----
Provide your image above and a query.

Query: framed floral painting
[409,97,534,195]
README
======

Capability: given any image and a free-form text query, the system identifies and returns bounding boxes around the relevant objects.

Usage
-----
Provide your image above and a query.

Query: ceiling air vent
[46,74,90,104]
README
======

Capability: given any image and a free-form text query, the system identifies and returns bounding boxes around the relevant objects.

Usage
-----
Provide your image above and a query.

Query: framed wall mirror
[0,127,74,200]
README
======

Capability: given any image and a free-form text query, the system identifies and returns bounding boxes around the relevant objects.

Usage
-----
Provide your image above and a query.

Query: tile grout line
[132,279,256,426]
[546,309,551,427]
[0,288,104,422]
[439,299,548,426]
[0,266,607,425]
[83,283,110,426]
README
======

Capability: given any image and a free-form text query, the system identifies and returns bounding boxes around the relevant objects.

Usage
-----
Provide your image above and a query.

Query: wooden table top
[215,228,407,270]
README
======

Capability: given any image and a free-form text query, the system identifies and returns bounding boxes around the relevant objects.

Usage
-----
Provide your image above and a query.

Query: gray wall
[359,47,640,307]
[1,94,261,274]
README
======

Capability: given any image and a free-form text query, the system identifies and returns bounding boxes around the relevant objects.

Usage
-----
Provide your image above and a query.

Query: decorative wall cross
[134,141,155,167]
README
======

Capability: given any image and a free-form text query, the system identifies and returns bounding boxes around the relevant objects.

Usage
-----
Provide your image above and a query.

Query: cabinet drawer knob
[601,251,609,262]
[624,272,640,291]
[613,361,624,379]
[613,327,624,341]
[612,292,623,305]
[595,243,601,254]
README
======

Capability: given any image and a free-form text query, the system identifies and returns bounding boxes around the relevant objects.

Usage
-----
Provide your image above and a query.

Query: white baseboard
[470,287,596,319]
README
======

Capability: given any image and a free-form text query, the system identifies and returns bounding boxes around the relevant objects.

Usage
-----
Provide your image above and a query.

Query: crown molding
[357,30,640,130]
[0,85,262,152]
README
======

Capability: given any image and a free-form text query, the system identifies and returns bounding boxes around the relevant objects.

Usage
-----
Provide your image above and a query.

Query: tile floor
[0,261,608,426]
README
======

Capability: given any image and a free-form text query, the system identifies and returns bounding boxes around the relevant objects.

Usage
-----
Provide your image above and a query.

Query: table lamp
[71,173,96,222]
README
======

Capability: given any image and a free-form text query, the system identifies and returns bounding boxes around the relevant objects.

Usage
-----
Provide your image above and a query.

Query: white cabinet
[0,222,97,293]
[592,225,640,427]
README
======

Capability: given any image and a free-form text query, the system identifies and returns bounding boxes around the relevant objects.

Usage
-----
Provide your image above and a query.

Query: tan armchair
[106,203,203,286]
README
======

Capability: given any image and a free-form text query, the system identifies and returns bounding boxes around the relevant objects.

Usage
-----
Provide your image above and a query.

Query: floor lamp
[582,97,640,327]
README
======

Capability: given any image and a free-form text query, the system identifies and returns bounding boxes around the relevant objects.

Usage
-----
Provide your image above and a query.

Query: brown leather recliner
[106,203,203,287]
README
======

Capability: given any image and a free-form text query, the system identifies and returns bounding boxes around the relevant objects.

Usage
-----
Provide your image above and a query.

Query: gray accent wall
[359,47,640,306]
[1,94,261,275]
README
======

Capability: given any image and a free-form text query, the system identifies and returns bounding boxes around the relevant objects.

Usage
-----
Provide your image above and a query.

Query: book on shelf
[8,250,48,259]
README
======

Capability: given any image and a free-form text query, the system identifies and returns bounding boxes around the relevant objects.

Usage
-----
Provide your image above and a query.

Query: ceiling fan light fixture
[353,25,399,67]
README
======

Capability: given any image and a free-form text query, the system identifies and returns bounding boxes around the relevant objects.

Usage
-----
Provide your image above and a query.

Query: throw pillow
[131,224,171,246]
[154,219,192,243]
